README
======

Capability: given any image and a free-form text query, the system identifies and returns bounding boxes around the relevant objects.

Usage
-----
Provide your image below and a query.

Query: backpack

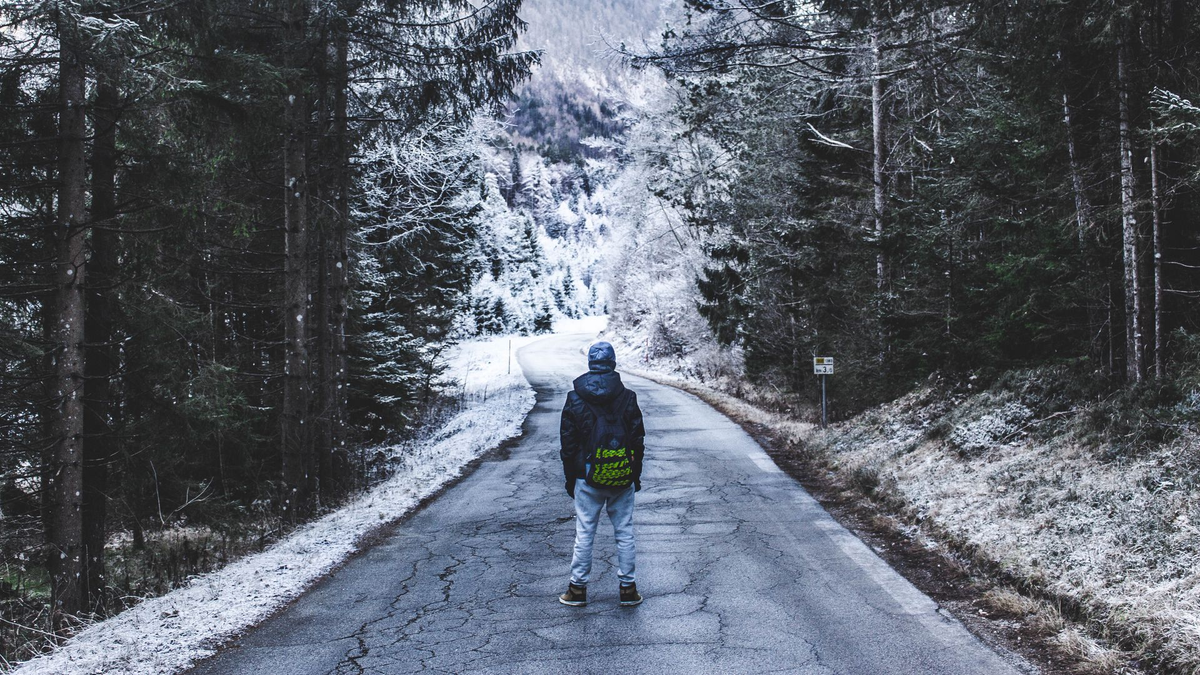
[582,391,634,490]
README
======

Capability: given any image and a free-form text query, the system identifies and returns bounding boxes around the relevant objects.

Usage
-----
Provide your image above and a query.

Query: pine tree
[534,301,554,333]
[560,268,578,318]
[280,0,313,517]
[507,151,523,207]
[81,37,121,613]
[46,3,89,625]
[1117,19,1144,383]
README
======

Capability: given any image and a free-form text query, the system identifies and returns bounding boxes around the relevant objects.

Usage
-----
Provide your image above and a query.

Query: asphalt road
[190,331,1026,675]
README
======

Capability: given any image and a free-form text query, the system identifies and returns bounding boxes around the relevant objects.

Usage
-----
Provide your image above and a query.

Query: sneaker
[619,583,643,607]
[558,583,587,607]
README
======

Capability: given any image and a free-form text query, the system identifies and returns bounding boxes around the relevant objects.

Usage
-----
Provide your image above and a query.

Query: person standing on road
[558,341,646,607]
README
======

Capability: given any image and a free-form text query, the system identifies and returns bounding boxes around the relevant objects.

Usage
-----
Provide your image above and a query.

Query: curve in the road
[189,331,1027,675]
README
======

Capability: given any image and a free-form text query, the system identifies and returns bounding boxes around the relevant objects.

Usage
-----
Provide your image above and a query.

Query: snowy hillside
[517,0,676,71]
[464,0,681,338]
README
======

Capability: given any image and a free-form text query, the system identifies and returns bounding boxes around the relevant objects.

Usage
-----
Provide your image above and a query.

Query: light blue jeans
[570,478,636,586]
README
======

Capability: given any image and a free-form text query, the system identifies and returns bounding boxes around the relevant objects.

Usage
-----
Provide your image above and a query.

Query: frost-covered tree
[350,119,490,439]
[598,76,741,381]
[468,172,551,334]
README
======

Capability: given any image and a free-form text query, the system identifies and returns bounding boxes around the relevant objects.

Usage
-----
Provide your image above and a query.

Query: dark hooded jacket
[560,342,646,494]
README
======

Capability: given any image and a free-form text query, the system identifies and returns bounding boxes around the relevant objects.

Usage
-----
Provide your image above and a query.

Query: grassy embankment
[625,350,1200,674]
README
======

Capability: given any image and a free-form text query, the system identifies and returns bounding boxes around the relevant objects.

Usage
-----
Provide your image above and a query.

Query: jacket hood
[587,341,617,374]
[573,370,625,405]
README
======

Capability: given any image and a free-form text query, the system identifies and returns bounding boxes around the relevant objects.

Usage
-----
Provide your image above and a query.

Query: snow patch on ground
[946,401,1033,455]
[12,330,571,675]
[553,314,608,336]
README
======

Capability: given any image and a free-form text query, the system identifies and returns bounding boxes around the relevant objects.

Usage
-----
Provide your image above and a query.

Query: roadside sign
[814,357,833,429]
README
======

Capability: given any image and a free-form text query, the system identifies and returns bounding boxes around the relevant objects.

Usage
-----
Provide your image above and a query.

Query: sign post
[813,357,834,428]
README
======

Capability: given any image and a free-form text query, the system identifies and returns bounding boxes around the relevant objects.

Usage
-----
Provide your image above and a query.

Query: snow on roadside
[553,314,607,337]
[13,330,562,675]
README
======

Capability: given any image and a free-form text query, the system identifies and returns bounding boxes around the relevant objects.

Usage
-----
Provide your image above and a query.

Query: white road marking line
[812,518,979,648]
[814,519,934,617]
[749,454,783,473]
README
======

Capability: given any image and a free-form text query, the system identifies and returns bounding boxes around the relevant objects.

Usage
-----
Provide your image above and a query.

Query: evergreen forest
[3,0,1200,669]
[611,0,1200,413]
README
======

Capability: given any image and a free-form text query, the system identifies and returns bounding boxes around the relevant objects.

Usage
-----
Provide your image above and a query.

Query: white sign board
[813,356,834,375]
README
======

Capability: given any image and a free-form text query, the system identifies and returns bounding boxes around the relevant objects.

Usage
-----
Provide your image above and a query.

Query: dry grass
[1029,607,1069,637]
[983,588,1041,618]
[1055,627,1128,674]
[798,377,1200,673]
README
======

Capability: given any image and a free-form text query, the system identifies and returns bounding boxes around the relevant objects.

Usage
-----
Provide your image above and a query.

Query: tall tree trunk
[329,26,351,495]
[1108,281,1117,375]
[1117,36,1143,383]
[313,27,331,507]
[47,11,88,628]
[315,233,332,503]
[281,0,311,517]
[870,18,886,291]
[1062,87,1092,249]
[1149,127,1164,378]
[37,203,57,607]
[1060,63,1103,367]
[313,23,341,506]
[944,209,953,338]
[81,67,119,614]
